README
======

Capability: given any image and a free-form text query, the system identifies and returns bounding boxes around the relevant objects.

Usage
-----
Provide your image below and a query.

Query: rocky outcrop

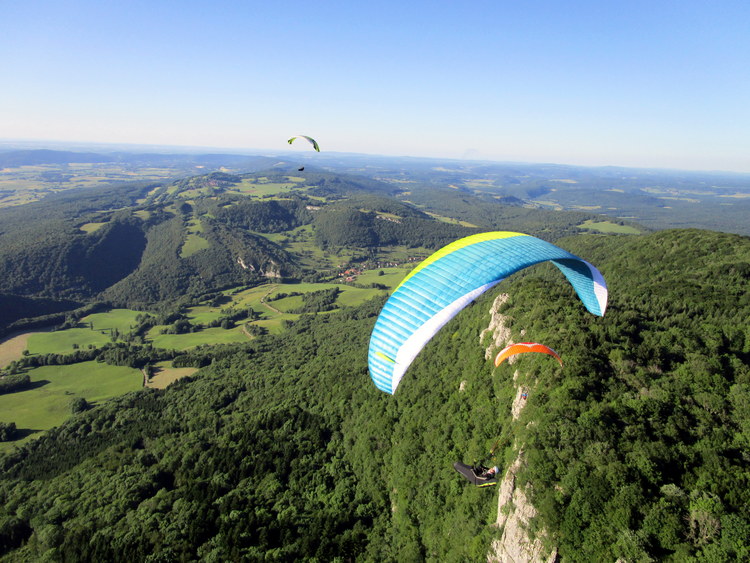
[511,383,529,420]
[482,293,557,562]
[261,262,283,278]
[236,256,253,270]
[480,293,512,359]
[489,451,557,562]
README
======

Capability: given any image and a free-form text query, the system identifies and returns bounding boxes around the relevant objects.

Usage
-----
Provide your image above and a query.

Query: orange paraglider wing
[494,342,563,367]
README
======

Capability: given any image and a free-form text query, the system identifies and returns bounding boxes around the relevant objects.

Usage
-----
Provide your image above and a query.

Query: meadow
[0,361,141,452]
[147,326,249,350]
[578,219,642,234]
[27,309,143,354]
[145,361,198,389]
[180,232,211,258]
[155,273,409,338]
[226,176,308,197]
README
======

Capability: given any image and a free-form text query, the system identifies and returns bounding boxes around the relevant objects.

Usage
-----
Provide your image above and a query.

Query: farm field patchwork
[0,274,408,449]
[0,163,189,208]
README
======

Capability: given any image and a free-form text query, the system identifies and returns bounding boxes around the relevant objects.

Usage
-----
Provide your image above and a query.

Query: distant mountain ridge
[0,148,279,169]
[4,147,750,234]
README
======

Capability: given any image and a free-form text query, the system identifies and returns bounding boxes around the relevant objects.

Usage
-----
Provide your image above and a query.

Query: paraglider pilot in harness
[453,439,501,487]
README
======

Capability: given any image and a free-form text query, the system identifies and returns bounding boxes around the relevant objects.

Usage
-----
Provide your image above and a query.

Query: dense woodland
[0,163,749,560]
[0,227,747,561]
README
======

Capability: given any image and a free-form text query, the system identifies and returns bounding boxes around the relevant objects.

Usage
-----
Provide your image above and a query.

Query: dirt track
[259,284,282,314]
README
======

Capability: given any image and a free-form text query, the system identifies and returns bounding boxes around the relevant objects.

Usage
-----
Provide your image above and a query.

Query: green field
[147,326,249,350]
[226,176,308,198]
[578,219,642,234]
[354,267,409,288]
[27,309,142,354]
[27,328,111,354]
[184,305,226,325]
[20,278,405,361]
[262,282,389,311]
[86,309,143,331]
[269,294,306,313]
[257,225,334,268]
[0,361,141,452]
[180,233,211,257]
[181,277,408,335]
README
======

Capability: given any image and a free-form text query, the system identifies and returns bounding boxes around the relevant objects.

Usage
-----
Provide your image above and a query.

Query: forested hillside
[1,167,610,336]
[1,229,747,561]
[398,186,614,240]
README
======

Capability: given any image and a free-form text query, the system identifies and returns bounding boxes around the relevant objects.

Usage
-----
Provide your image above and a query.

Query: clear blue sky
[2,0,749,172]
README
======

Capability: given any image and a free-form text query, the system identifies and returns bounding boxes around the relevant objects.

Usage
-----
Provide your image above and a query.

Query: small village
[336,256,423,282]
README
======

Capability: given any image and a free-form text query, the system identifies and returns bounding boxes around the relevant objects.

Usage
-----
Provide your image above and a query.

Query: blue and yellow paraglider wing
[367,232,607,394]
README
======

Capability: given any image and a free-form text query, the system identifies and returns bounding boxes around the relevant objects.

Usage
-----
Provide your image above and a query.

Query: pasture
[147,326,249,350]
[0,275,406,449]
[27,309,142,354]
[145,361,198,389]
[227,176,309,198]
[0,361,141,452]
[578,219,642,234]
[355,267,409,288]
[180,233,211,257]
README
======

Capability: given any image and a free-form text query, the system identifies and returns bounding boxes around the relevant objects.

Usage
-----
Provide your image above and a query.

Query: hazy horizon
[3,1,749,173]
[3,136,750,177]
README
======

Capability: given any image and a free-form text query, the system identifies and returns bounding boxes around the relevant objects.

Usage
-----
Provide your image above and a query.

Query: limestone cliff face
[262,268,282,279]
[489,452,557,563]
[236,256,254,270]
[480,293,512,360]
[481,293,557,563]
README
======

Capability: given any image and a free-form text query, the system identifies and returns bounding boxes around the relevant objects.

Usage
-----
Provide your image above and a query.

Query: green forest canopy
[0,229,748,561]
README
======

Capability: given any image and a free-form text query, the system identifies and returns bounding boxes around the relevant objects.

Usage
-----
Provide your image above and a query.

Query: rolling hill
[0,167,614,335]
[1,159,748,560]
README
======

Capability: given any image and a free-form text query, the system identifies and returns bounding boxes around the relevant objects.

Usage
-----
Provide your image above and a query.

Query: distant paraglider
[368,231,607,394]
[494,342,563,368]
[288,135,320,152]
[298,166,305,171]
